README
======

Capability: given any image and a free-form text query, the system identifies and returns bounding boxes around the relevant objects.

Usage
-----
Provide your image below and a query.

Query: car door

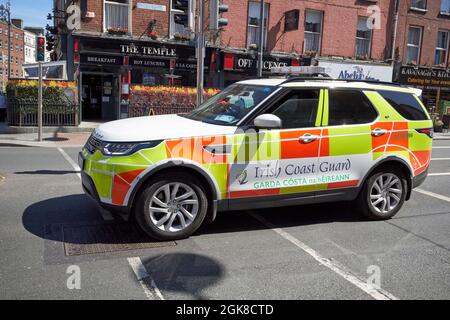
[227,88,325,202]
[319,89,379,194]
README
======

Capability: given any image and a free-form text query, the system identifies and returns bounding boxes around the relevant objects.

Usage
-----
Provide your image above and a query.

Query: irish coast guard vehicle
[79,67,433,240]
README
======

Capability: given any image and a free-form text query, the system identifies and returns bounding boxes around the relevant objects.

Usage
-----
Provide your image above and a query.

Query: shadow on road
[140,253,225,300]
[23,194,363,245]
[15,170,80,175]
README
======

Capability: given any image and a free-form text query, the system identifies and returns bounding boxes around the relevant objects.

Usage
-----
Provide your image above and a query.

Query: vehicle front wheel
[357,168,407,220]
[134,173,208,241]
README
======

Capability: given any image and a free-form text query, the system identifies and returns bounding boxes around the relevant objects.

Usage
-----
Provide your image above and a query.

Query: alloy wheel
[148,182,199,232]
[369,173,403,215]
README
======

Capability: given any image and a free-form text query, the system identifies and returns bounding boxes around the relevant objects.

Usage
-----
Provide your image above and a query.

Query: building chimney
[11,18,23,29]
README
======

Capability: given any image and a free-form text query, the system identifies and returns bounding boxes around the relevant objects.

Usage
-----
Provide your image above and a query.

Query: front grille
[85,134,105,154]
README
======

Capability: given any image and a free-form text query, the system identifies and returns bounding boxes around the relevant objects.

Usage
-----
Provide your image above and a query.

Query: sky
[8,0,52,29]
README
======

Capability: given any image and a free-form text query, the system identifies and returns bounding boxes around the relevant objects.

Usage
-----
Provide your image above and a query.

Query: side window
[271,90,320,129]
[328,90,378,126]
[378,90,429,121]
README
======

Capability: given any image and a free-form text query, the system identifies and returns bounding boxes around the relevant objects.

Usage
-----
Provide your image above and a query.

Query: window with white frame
[247,1,269,49]
[435,30,449,66]
[406,26,422,64]
[104,0,130,32]
[356,16,372,58]
[441,0,450,14]
[304,10,323,54]
[411,0,427,10]
[170,0,195,38]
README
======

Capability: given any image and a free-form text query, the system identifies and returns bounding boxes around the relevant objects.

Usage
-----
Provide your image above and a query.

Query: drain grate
[63,222,176,256]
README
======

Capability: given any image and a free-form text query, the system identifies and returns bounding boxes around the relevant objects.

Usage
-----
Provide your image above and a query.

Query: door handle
[299,134,319,144]
[372,128,387,137]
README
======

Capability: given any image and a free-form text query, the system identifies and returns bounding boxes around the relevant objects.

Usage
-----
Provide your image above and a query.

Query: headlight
[102,140,163,156]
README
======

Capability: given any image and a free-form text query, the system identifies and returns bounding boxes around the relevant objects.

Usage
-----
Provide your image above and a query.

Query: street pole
[257,0,264,78]
[38,62,43,142]
[196,0,205,106]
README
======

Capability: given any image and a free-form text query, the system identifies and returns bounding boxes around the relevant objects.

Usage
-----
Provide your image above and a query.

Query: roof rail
[280,77,404,87]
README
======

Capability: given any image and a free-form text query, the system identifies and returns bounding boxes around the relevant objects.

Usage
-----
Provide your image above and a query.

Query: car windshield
[181,84,276,126]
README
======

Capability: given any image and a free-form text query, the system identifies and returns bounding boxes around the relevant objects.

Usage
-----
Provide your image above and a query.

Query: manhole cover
[63,222,176,256]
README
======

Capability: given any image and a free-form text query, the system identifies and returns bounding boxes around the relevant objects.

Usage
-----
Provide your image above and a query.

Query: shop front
[75,35,207,121]
[395,65,450,115]
[317,58,394,82]
[219,51,311,87]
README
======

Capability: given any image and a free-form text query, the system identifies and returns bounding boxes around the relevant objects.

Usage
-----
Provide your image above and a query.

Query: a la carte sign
[318,60,393,82]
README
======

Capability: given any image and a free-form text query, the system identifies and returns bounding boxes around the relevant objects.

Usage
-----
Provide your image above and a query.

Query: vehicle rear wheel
[134,173,208,241]
[357,168,407,220]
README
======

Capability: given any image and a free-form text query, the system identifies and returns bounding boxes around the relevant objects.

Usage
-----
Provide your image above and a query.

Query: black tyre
[356,167,407,220]
[134,173,208,241]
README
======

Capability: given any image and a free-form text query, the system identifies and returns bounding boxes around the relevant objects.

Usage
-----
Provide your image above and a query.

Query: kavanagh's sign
[398,66,450,88]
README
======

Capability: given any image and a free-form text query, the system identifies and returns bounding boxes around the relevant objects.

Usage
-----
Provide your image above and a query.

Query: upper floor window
[104,0,130,33]
[304,10,323,54]
[411,0,427,10]
[356,16,372,59]
[441,0,450,14]
[170,0,195,38]
[435,30,449,66]
[406,26,422,64]
[247,1,269,49]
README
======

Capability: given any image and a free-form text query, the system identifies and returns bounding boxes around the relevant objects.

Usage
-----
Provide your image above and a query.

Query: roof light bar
[270,66,328,76]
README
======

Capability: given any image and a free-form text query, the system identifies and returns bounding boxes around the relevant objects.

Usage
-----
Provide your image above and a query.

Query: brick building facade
[392,0,450,113]
[0,20,25,91]
[52,0,450,121]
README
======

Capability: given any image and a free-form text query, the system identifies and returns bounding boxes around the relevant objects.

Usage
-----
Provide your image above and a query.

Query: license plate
[78,153,85,170]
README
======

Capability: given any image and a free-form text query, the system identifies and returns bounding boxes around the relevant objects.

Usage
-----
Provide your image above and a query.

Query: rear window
[328,90,378,126]
[378,90,428,121]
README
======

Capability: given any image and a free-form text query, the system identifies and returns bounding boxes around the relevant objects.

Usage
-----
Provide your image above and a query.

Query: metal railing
[105,1,129,31]
[7,98,79,126]
[128,104,196,118]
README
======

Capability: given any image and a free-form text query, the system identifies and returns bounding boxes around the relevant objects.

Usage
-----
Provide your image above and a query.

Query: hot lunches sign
[318,60,393,82]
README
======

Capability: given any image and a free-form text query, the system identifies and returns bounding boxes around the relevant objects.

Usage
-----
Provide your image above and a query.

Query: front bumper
[79,152,130,214]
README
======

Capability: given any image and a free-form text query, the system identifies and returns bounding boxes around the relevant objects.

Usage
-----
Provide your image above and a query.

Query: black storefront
[73,35,310,121]
[395,65,450,114]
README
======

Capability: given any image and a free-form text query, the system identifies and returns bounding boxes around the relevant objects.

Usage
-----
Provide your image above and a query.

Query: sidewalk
[0,131,90,147]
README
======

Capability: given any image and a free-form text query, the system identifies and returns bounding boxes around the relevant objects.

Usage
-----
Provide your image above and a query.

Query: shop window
[435,30,449,66]
[170,0,195,38]
[104,0,130,33]
[441,0,450,14]
[406,26,422,65]
[247,2,269,49]
[356,16,372,59]
[411,0,427,10]
[304,10,323,54]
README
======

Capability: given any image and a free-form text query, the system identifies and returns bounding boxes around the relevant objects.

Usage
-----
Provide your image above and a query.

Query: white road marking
[432,146,450,149]
[127,257,164,300]
[57,147,81,179]
[431,158,450,161]
[415,189,450,203]
[427,172,450,177]
[57,147,114,221]
[249,212,399,301]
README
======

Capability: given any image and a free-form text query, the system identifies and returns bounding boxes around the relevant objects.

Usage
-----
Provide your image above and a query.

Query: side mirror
[253,114,282,129]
